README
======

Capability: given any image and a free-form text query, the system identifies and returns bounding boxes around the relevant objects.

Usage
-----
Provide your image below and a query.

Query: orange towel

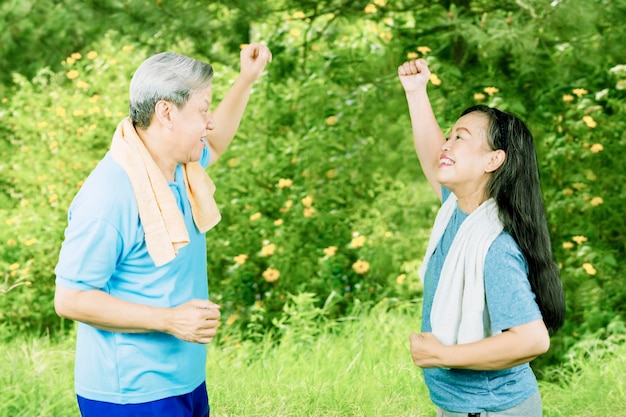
[110,118,221,267]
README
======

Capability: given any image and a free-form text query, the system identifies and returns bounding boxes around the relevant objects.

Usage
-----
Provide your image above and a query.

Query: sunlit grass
[1,301,624,417]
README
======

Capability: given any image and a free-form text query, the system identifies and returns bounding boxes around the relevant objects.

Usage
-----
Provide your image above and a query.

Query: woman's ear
[485,149,506,173]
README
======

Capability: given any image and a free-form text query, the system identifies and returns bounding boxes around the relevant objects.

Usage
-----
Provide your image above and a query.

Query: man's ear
[485,149,506,173]
[154,100,173,128]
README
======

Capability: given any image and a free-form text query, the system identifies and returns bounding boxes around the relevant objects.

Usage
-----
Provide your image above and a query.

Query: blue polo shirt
[421,188,543,413]
[55,147,211,404]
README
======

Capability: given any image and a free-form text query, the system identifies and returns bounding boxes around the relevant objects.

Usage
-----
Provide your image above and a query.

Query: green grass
[1,301,624,417]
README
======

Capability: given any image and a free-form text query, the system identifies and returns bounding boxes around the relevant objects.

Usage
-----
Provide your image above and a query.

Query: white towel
[419,194,504,345]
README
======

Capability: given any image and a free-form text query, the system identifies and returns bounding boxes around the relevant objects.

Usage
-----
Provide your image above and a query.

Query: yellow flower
[73,109,85,117]
[227,157,239,168]
[56,106,66,117]
[590,143,604,153]
[396,273,407,284]
[326,169,338,179]
[407,52,418,59]
[49,194,58,203]
[303,207,315,217]
[325,115,338,126]
[293,11,306,19]
[301,196,313,208]
[364,4,377,14]
[226,313,240,326]
[374,0,386,6]
[474,92,486,101]
[562,242,574,250]
[122,45,134,51]
[87,51,98,59]
[250,212,262,221]
[274,219,284,226]
[323,246,338,257]
[76,80,89,90]
[584,170,597,181]
[262,268,280,283]
[562,94,574,103]
[572,235,588,244]
[280,200,293,213]
[582,115,597,128]
[7,239,16,246]
[234,254,248,265]
[48,141,58,150]
[572,88,588,97]
[484,86,500,96]
[71,52,82,60]
[9,263,20,271]
[379,32,392,42]
[289,29,301,37]
[66,70,79,80]
[417,46,432,55]
[5,218,17,225]
[278,178,293,188]
[590,196,603,206]
[350,235,366,249]
[582,263,597,276]
[429,74,442,86]
[352,260,370,274]
[24,238,38,246]
[261,243,277,257]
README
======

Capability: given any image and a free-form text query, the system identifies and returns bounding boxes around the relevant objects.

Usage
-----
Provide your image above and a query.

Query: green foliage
[0,1,625,379]
[0,34,146,335]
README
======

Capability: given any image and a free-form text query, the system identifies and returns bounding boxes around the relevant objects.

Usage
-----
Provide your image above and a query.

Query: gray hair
[129,52,214,129]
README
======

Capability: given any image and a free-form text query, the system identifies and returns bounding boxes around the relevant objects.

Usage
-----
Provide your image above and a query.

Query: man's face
[169,86,214,164]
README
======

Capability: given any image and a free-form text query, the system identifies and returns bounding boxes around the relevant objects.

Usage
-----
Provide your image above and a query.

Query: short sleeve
[484,234,542,332]
[55,216,123,290]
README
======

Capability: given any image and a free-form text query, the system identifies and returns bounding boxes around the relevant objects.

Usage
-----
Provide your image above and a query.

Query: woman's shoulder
[487,231,528,272]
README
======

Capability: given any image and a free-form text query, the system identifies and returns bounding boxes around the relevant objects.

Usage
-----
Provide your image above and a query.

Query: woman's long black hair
[461,105,565,333]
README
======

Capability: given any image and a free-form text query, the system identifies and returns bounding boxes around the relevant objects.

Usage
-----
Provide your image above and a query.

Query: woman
[398,59,565,416]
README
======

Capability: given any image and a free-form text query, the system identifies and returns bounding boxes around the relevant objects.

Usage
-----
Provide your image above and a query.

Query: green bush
[1,2,625,379]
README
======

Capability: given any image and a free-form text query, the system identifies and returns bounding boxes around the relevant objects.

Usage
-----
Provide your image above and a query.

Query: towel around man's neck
[419,193,504,345]
[110,118,221,267]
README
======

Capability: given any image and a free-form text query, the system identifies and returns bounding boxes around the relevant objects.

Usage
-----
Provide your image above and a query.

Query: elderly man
[54,43,271,417]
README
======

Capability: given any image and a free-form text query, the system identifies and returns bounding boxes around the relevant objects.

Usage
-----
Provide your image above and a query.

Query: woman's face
[436,112,503,199]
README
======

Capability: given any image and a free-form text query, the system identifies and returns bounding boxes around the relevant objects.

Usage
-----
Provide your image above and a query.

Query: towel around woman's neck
[419,193,504,345]
[110,118,221,267]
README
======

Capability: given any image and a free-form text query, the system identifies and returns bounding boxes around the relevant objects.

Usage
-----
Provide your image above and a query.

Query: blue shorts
[77,381,209,417]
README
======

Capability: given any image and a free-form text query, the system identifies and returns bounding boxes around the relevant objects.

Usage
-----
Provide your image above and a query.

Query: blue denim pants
[437,391,542,417]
